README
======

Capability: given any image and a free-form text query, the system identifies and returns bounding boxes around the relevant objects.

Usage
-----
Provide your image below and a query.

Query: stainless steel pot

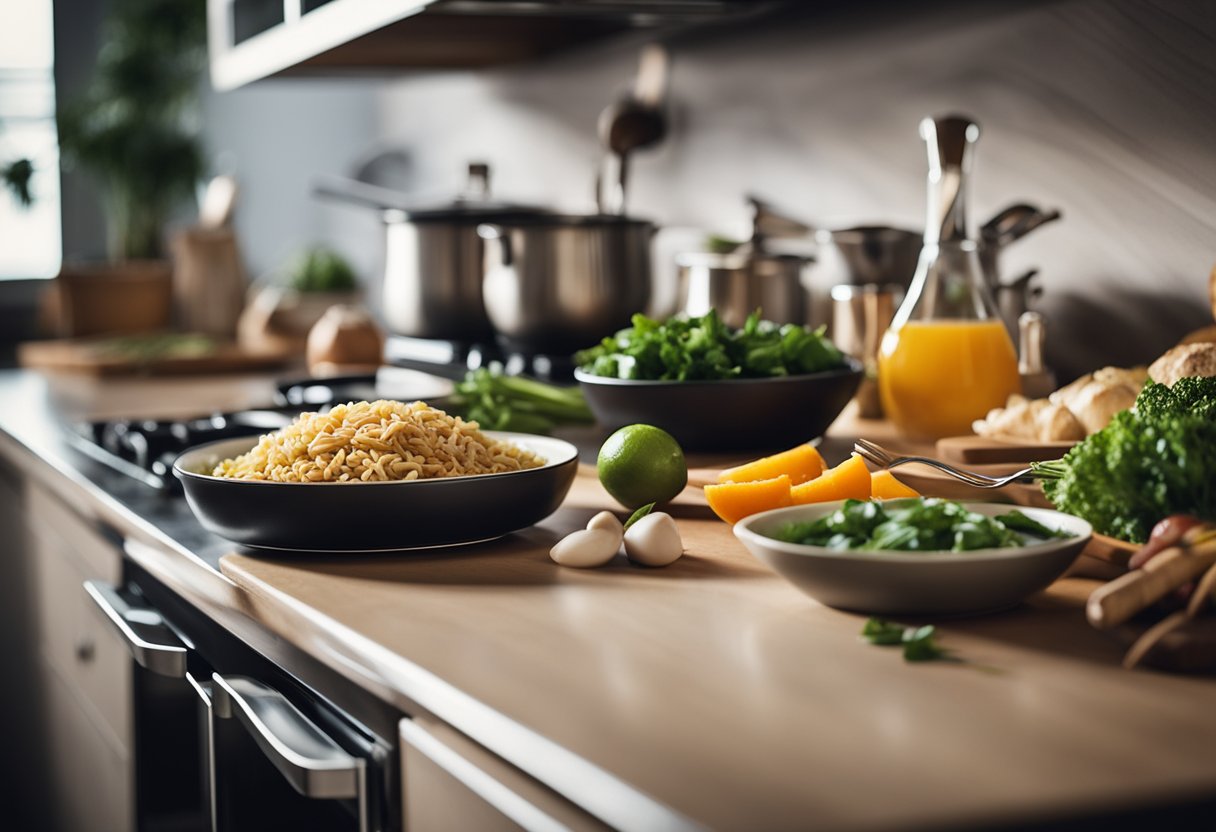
[809,203,1060,331]
[376,216,490,340]
[675,251,809,327]
[815,226,923,290]
[478,216,654,354]
[673,195,813,327]
[314,167,550,342]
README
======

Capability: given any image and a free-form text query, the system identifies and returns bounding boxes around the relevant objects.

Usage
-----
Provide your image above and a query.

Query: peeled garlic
[587,510,624,539]
[550,528,620,568]
[623,512,683,567]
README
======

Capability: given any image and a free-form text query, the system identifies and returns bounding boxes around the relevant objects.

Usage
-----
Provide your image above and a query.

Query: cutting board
[19,337,293,376]
[1114,615,1216,673]
[936,435,1075,465]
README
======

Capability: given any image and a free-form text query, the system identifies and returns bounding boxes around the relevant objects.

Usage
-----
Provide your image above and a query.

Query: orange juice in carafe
[878,114,1022,439]
[878,320,1019,439]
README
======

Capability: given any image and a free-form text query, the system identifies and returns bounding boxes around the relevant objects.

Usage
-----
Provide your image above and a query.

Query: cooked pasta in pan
[211,400,545,483]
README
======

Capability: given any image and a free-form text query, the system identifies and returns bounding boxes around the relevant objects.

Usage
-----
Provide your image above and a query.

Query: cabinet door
[29,510,132,750]
[399,720,609,832]
[27,484,134,831]
[44,665,135,832]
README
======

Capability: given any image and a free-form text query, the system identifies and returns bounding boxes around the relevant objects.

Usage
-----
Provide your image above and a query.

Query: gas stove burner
[68,409,294,491]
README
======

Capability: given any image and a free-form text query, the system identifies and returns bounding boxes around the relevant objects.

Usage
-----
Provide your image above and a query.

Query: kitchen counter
[3,367,1216,830]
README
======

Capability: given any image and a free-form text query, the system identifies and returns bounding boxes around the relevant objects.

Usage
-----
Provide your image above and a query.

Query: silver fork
[854,438,1039,488]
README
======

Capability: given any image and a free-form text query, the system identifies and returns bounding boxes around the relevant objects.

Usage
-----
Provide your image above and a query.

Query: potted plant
[237,246,363,355]
[53,0,206,336]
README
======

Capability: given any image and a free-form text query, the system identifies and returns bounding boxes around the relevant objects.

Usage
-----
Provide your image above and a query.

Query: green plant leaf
[623,502,656,531]
[901,625,947,662]
[860,618,904,646]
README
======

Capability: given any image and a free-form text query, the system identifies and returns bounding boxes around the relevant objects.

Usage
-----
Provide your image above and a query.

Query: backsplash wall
[362,0,1214,381]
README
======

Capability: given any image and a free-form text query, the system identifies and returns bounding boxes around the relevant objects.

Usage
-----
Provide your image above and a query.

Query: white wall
[200,78,385,284]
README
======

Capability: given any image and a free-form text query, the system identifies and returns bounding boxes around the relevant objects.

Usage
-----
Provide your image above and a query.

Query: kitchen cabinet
[208,0,767,90]
[27,483,134,832]
[399,719,609,832]
[43,668,134,832]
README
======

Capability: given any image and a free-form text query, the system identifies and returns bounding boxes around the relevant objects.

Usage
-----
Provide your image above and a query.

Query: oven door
[208,673,374,832]
[88,561,395,832]
[84,579,211,831]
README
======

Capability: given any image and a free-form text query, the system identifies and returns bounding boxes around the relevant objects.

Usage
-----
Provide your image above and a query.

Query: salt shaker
[1017,311,1057,399]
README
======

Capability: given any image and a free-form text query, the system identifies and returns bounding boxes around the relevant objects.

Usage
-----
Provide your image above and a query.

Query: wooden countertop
[2,367,1214,829]
[221,469,1216,831]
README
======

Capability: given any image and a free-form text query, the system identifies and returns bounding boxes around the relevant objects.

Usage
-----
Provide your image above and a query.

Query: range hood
[209,0,772,91]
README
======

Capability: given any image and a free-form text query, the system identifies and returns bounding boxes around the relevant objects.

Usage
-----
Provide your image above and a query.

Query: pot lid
[313,163,553,223]
[392,199,552,223]
[403,165,551,220]
[314,169,655,227]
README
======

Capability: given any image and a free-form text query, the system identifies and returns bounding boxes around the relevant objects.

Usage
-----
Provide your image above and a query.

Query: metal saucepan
[479,215,654,354]
[675,197,814,327]
[815,202,1061,291]
[676,251,809,328]
[314,165,551,342]
[814,226,923,290]
[809,203,1060,331]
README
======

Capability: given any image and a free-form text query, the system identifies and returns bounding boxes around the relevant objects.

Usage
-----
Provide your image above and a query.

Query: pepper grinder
[1017,311,1056,399]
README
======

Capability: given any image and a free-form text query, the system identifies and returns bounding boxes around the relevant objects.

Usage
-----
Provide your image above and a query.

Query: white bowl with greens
[735,498,1092,616]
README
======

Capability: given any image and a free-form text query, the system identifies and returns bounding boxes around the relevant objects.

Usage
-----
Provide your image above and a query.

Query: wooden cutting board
[1113,615,1216,673]
[19,336,293,376]
[936,435,1075,465]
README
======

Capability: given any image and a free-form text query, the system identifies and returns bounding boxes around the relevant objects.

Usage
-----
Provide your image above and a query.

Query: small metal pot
[479,216,654,354]
[314,167,550,343]
[675,251,810,327]
[379,207,512,341]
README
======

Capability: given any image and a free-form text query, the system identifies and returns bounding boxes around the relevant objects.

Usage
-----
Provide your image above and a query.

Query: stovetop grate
[67,410,294,491]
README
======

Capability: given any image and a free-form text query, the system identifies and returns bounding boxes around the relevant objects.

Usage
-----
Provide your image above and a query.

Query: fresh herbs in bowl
[575,309,846,381]
[735,500,1089,615]
[773,498,1073,552]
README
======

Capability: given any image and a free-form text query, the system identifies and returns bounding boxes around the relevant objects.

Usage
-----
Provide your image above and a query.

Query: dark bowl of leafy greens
[574,310,862,450]
[734,498,1091,616]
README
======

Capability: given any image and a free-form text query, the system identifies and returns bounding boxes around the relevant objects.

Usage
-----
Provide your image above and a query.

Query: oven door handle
[211,673,368,831]
[186,673,218,832]
[83,580,188,678]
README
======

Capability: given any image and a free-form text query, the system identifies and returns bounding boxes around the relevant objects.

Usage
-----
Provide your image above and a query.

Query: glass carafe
[878,116,1020,439]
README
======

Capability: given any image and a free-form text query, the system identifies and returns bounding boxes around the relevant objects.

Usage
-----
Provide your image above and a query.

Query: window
[0,0,60,279]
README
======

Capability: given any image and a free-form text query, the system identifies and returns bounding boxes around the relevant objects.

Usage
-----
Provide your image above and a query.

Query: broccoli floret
[1135,377,1216,420]
[1037,407,1216,543]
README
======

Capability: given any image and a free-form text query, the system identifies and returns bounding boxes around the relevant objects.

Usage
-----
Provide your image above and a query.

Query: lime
[597,424,688,509]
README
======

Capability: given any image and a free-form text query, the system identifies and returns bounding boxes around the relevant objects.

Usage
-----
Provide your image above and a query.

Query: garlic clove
[586,510,624,543]
[623,512,683,567]
[550,528,620,568]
